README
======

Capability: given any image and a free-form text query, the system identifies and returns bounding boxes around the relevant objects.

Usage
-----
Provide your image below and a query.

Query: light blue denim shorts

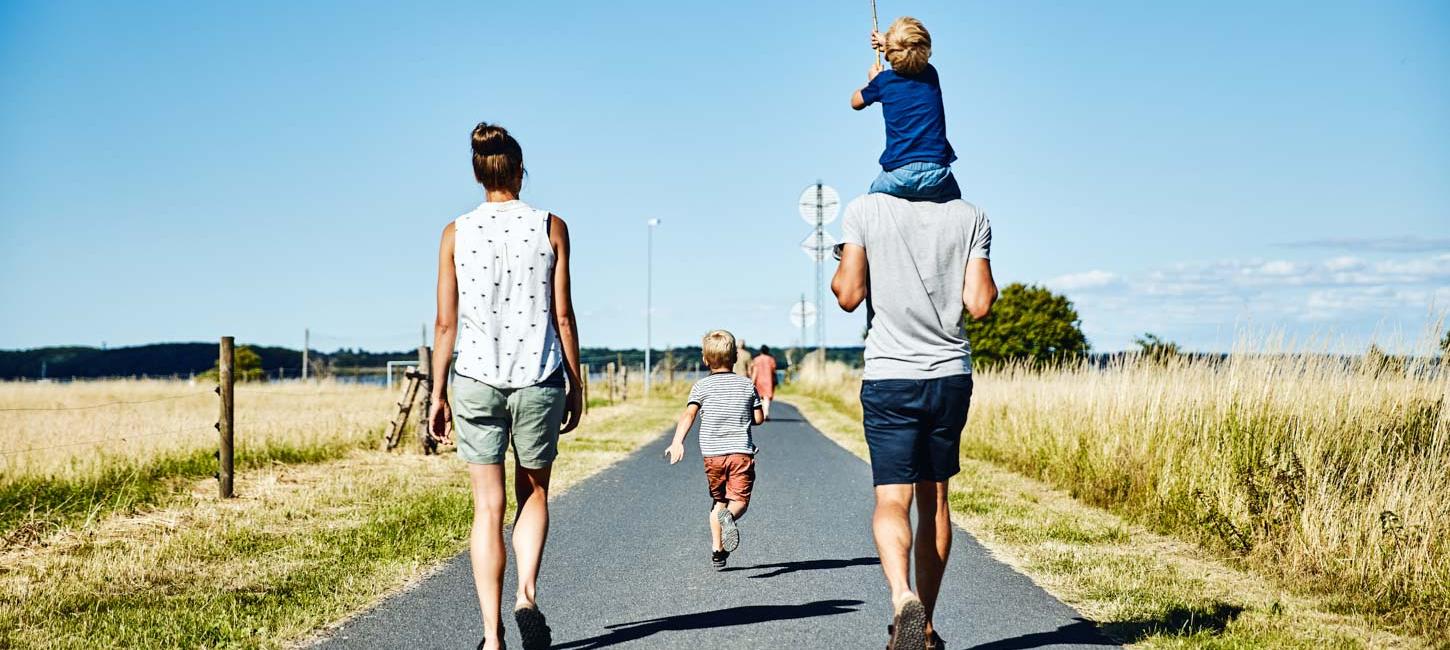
[869,161,962,203]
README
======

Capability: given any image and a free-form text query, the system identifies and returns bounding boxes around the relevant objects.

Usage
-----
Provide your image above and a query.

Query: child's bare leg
[709,501,727,551]
[727,499,749,521]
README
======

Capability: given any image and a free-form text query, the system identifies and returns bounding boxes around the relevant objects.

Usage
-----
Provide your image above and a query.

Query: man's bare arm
[963,257,998,320]
[832,243,869,312]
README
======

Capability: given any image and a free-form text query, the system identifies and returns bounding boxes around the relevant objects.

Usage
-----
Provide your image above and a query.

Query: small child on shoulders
[665,329,764,570]
[851,16,961,203]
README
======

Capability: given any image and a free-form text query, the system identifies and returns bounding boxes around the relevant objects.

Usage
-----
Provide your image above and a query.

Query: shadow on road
[963,619,1114,649]
[1102,602,1244,644]
[965,602,1242,649]
[552,599,865,649]
[720,556,881,579]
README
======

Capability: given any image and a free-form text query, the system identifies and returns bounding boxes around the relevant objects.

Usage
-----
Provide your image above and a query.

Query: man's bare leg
[914,480,952,639]
[467,463,507,650]
[512,463,552,610]
[873,484,918,610]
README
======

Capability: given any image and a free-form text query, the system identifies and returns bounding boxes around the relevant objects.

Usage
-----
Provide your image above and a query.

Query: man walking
[733,338,753,377]
[831,193,996,650]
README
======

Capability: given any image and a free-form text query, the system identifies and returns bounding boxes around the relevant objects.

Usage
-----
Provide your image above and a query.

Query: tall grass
[0,379,390,538]
[790,348,1449,638]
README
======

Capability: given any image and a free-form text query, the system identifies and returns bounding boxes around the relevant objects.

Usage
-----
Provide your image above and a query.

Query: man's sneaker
[716,508,740,552]
[710,549,729,570]
[887,595,927,650]
[925,630,946,650]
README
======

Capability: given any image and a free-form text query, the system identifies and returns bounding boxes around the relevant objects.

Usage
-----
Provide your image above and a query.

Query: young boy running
[665,329,764,570]
[851,16,961,203]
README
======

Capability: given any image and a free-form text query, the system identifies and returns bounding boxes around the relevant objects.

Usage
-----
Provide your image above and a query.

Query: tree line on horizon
[6,284,1443,380]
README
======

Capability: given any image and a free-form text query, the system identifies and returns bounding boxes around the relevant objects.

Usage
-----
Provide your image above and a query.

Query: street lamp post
[645,218,660,397]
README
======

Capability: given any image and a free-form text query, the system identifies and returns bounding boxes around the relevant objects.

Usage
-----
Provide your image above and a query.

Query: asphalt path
[315,401,1115,649]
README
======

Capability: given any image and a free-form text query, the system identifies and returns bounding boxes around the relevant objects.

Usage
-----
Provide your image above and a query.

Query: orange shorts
[703,453,756,504]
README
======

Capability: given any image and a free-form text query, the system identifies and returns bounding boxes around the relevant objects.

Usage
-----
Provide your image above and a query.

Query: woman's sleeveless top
[452,200,562,389]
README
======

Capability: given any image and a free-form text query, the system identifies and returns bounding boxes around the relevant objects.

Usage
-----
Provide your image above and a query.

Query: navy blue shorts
[860,374,973,486]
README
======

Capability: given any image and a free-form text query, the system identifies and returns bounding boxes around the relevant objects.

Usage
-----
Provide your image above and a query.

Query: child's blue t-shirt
[859,64,956,171]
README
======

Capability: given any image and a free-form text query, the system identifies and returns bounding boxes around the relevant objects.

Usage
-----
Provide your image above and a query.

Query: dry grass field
[0,376,689,649]
[788,348,1448,645]
[1,379,392,539]
[0,379,391,480]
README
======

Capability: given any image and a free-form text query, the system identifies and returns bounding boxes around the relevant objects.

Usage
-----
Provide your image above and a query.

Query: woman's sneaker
[716,508,740,552]
[711,549,730,570]
[513,605,550,650]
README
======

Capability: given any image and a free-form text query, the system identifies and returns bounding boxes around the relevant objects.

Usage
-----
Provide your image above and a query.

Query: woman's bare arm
[427,222,458,437]
[550,214,584,433]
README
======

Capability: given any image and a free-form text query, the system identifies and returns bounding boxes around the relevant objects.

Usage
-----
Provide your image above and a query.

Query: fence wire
[0,392,211,413]
[0,424,218,456]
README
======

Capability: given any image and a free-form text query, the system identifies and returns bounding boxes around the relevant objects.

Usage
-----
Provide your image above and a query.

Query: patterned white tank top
[452,200,562,389]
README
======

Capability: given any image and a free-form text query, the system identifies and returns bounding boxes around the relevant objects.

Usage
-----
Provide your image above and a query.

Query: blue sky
[2,1,1447,354]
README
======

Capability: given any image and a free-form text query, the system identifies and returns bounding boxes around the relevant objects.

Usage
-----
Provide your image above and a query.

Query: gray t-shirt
[840,194,992,380]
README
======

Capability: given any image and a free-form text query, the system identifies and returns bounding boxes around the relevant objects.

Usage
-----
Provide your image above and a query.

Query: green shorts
[449,371,566,468]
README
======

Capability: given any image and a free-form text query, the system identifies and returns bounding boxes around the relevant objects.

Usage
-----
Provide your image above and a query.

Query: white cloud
[1042,251,1449,350]
[1278,236,1450,253]
[1046,269,1120,291]
[1254,260,1300,276]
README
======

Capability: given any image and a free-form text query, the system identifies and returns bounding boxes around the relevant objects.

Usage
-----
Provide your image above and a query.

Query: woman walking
[750,345,778,420]
[429,122,584,650]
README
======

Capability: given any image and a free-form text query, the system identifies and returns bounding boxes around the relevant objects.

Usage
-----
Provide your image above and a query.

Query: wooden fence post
[416,345,433,453]
[606,362,616,404]
[218,336,235,499]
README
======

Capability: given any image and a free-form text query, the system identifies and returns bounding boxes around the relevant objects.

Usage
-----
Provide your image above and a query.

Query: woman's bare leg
[512,462,552,609]
[468,463,507,649]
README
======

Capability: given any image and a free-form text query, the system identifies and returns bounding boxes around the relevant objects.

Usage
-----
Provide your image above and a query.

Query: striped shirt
[687,372,762,457]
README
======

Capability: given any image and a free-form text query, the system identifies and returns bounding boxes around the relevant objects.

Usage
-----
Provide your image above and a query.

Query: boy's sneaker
[710,549,729,570]
[716,508,740,552]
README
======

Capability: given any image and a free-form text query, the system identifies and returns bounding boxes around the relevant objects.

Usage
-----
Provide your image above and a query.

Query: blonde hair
[701,330,738,369]
[884,17,932,76]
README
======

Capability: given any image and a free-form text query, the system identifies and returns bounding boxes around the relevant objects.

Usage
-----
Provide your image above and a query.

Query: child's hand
[664,442,686,465]
[870,30,886,52]
[868,61,884,81]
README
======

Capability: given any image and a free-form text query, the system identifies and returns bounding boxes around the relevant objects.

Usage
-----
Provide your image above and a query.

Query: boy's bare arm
[665,403,700,464]
[852,32,886,110]
[851,62,885,110]
[752,407,764,426]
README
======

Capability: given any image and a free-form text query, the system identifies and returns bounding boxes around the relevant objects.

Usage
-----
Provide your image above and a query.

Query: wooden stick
[871,0,882,66]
